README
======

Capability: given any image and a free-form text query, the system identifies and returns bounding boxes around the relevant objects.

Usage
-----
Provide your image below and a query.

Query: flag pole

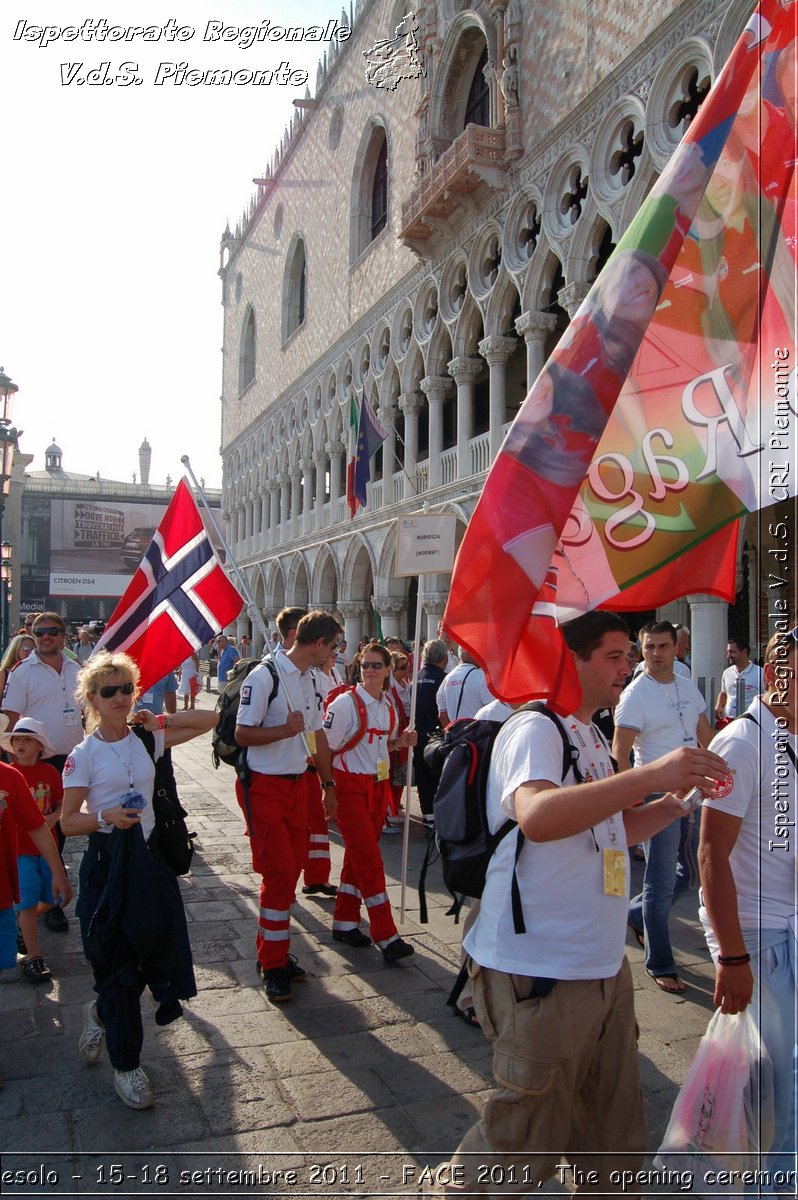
[398,569,426,924]
[180,455,268,640]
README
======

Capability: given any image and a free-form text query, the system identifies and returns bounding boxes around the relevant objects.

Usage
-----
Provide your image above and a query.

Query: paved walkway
[1,696,721,1197]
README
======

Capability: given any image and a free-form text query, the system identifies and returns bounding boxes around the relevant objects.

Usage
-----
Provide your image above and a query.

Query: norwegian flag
[93,479,243,693]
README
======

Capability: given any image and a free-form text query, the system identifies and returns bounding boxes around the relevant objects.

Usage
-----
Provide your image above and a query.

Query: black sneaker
[257,954,307,982]
[262,967,292,1003]
[382,937,414,963]
[301,883,338,897]
[43,908,69,933]
[332,928,372,948]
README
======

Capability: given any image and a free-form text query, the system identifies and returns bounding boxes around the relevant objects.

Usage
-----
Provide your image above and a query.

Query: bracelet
[157,714,172,730]
[717,953,751,965]
[321,780,335,790]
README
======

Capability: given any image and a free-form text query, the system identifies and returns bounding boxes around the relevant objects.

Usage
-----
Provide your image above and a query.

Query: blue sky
[3,0,347,488]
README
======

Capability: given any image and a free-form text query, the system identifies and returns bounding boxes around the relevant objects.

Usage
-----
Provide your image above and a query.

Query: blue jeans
[628,801,699,977]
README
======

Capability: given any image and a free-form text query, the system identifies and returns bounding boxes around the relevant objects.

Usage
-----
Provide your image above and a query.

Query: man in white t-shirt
[436,650,494,726]
[433,612,728,1196]
[234,610,341,1004]
[613,620,714,993]
[714,636,764,722]
[698,627,797,1176]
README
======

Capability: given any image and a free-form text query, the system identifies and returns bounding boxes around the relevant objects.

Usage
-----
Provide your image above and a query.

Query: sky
[2,0,348,489]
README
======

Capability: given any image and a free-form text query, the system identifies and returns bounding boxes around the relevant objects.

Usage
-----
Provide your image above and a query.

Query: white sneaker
[78,1001,105,1064]
[113,1067,155,1109]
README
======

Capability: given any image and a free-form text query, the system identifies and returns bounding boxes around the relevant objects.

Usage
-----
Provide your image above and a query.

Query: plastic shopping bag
[654,1007,775,1193]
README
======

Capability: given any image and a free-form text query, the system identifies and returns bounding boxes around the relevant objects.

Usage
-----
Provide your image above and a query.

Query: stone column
[259,486,269,544]
[326,440,344,513]
[222,509,232,557]
[289,467,302,537]
[372,594,404,638]
[558,280,592,319]
[448,356,481,479]
[687,593,729,713]
[300,458,313,523]
[314,450,326,529]
[269,481,280,548]
[399,392,422,499]
[478,334,517,461]
[338,600,365,649]
[420,376,451,489]
[516,310,558,391]
[423,591,448,643]
[377,406,397,503]
[279,475,290,543]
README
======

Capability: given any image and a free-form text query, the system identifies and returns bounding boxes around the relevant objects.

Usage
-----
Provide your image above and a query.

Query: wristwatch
[321,780,336,790]
[97,809,113,829]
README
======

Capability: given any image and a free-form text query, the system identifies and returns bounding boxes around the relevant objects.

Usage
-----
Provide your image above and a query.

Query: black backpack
[419,702,584,933]
[211,657,278,771]
[131,726,195,876]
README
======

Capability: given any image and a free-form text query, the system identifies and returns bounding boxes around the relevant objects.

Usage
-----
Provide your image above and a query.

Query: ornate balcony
[400,124,508,253]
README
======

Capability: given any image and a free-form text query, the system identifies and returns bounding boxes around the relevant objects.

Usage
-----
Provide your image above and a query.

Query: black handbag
[131,727,195,876]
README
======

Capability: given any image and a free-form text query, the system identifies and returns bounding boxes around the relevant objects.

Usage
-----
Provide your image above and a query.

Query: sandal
[453,1004,481,1028]
[628,922,645,950]
[22,956,52,984]
[646,969,685,994]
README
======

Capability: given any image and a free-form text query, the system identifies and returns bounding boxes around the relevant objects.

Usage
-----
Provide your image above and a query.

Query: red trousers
[332,771,397,947]
[235,772,308,971]
[303,770,332,886]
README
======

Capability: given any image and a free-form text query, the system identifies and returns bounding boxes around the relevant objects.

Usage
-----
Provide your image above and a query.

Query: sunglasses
[394,661,409,670]
[361,660,388,670]
[34,626,64,637]
[98,682,135,699]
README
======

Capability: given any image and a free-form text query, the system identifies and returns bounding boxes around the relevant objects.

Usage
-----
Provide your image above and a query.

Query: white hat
[0,717,58,760]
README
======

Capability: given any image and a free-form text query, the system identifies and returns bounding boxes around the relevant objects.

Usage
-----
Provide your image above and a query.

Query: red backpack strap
[329,687,368,758]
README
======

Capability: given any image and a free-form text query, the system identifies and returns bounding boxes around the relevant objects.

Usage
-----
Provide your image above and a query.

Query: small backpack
[322,685,396,760]
[131,726,195,876]
[419,702,584,932]
[211,656,278,770]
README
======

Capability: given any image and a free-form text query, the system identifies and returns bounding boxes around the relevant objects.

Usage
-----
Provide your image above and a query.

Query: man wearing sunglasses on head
[3,612,83,933]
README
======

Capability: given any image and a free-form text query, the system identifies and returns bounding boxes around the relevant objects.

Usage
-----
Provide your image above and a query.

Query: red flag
[444,0,795,714]
[93,479,244,693]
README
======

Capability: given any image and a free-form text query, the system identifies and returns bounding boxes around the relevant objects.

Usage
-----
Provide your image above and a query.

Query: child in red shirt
[0,719,67,983]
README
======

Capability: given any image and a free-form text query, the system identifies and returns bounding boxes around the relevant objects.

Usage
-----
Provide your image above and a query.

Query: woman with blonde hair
[0,634,36,705]
[61,650,216,1111]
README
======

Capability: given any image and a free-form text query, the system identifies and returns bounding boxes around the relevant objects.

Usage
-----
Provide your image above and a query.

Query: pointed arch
[239,305,256,394]
[282,234,307,342]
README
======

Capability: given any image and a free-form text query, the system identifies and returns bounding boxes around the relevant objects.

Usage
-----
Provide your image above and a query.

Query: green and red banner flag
[444,0,796,714]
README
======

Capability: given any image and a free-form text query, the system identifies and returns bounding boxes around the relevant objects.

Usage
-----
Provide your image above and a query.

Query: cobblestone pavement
[1,694,721,1197]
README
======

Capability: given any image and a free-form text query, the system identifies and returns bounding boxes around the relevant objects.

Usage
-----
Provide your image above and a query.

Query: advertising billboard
[49,498,171,596]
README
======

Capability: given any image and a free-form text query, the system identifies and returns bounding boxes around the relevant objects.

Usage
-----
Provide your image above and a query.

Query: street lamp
[0,367,21,652]
[0,542,12,650]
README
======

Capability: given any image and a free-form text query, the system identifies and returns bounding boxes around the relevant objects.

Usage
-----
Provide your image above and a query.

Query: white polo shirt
[236,656,323,775]
[719,662,764,718]
[701,697,796,935]
[3,651,83,756]
[323,686,398,774]
[436,663,494,722]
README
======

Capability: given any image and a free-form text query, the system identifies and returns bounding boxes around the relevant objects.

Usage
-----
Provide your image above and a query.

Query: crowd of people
[0,603,793,1189]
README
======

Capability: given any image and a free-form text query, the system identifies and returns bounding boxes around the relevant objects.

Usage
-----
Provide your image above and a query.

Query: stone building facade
[219,0,763,695]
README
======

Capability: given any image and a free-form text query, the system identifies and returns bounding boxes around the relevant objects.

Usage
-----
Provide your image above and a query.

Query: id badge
[376,758,390,782]
[306,729,317,755]
[603,848,626,896]
[63,705,82,727]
